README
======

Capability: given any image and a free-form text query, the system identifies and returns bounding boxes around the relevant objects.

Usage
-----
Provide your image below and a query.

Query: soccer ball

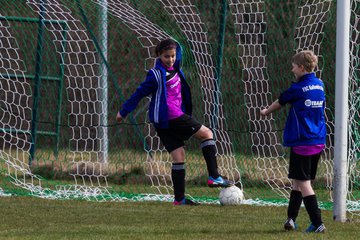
[219,186,244,206]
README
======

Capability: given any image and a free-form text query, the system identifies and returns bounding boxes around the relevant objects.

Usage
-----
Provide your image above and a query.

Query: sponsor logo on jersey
[304,99,323,108]
[169,78,180,88]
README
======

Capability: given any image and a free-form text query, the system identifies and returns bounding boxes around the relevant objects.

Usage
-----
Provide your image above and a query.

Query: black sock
[171,163,185,202]
[303,195,323,227]
[287,190,302,222]
[201,139,219,178]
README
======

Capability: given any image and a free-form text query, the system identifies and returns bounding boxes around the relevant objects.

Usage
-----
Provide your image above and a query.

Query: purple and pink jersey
[165,67,184,119]
[292,144,325,156]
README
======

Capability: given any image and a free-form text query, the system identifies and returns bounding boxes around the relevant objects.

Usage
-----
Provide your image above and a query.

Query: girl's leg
[296,179,315,196]
[193,125,232,187]
[289,180,303,220]
[193,125,219,178]
[170,147,186,202]
[193,125,213,141]
[297,180,323,229]
[285,180,303,229]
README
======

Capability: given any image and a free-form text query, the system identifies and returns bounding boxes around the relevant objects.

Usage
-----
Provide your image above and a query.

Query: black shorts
[155,114,202,153]
[288,148,322,180]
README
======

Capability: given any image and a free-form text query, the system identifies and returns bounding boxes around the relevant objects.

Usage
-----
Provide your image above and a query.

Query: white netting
[228,0,290,198]
[155,0,242,190]
[0,0,359,214]
[348,0,360,215]
[95,0,242,196]
[0,0,241,202]
[0,15,45,193]
[25,0,110,194]
[93,0,173,196]
[228,0,333,199]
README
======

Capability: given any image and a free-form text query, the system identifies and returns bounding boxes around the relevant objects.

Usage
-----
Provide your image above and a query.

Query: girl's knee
[201,126,213,138]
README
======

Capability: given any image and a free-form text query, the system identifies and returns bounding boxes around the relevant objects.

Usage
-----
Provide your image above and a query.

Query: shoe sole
[173,203,199,206]
[284,219,297,231]
[284,224,295,231]
[207,180,234,188]
[208,183,232,188]
[173,200,200,206]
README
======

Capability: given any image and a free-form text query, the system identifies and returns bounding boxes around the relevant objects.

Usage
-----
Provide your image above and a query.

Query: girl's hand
[116,112,123,122]
[260,109,268,116]
[260,100,281,116]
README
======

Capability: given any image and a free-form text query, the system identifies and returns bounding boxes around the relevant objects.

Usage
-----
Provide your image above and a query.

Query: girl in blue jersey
[260,50,326,233]
[116,38,232,205]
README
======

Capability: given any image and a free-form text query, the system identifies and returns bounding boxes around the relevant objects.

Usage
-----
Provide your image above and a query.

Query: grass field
[0,195,359,240]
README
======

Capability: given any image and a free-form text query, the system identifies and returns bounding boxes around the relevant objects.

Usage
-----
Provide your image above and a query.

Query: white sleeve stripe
[151,69,162,124]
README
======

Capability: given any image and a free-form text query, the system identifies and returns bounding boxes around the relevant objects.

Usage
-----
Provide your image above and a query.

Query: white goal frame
[333,0,351,222]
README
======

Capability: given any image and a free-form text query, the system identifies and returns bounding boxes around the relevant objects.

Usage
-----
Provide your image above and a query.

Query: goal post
[99,0,109,164]
[333,0,351,223]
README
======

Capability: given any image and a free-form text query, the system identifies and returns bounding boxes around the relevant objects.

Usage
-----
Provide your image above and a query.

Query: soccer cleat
[305,223,326,233]
[173,198,199,206]
[283,218,298,231]
[207,176,233,188]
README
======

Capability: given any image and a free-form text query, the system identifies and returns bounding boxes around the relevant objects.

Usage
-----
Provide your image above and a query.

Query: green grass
[0,196,359,240]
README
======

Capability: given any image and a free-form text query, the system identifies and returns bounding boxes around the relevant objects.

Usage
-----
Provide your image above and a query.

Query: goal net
[0,0,359,214]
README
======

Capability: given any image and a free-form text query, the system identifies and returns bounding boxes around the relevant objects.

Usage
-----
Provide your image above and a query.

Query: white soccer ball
[219,186,244,206]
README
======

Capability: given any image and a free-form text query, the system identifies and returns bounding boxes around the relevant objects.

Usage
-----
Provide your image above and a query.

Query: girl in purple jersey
[116,39,232,205]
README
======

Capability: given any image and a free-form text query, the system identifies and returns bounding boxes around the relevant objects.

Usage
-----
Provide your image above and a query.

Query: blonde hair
[291,50,318,72]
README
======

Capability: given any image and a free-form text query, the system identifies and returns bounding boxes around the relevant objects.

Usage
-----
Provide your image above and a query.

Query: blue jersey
[119,43,192,129]
[278,73,326,146]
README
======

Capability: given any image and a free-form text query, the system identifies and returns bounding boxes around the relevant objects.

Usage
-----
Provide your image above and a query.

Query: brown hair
[155,38,177,56]
[291,50,318,72]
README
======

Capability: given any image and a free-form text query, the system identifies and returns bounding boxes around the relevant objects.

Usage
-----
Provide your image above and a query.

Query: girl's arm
[118,70,157,120]
[260,99,282,116]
